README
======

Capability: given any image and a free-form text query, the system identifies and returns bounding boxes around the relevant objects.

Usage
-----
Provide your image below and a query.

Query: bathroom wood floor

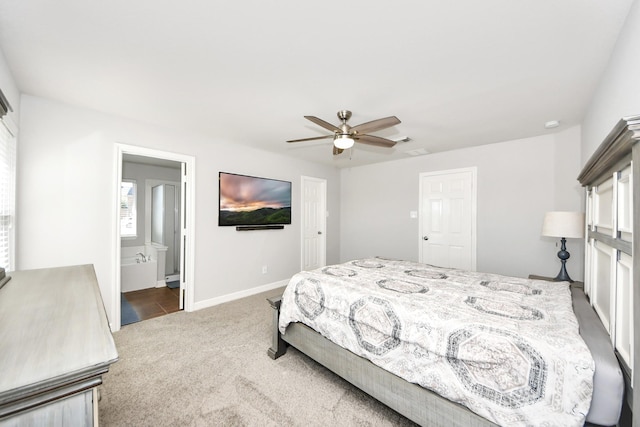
[124,286,181,321]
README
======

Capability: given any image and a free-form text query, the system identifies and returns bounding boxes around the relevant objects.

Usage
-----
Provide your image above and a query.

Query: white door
[419,168,476,270]
[301,176,327,271]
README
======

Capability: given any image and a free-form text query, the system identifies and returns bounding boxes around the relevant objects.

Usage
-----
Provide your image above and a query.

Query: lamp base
[553,237,573,283]
[553,267,573,283]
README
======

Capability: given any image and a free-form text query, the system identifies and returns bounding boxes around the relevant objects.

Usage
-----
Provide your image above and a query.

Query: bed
[268,258,624,427]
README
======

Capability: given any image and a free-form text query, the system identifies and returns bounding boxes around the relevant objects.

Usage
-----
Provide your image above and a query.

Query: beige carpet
[98,288,417,426]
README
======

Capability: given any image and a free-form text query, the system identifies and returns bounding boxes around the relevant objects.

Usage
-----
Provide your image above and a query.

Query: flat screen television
[219,172,292,226]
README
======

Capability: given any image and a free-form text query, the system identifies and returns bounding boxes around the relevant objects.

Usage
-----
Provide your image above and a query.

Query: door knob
[318,231,322,235]
[423,236,429,240]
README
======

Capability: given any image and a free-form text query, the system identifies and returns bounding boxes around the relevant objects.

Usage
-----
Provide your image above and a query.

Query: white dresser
[0,265,118,426]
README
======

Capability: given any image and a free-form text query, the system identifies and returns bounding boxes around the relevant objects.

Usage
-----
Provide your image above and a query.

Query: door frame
[418,167,477,270]
[300,176,327,271]
[113,143,196,331]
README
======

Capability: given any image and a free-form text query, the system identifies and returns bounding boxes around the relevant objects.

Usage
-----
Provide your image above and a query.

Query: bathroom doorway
[114,144,195,331]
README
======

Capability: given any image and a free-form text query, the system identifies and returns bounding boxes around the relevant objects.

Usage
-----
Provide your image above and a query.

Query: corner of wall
[552,125,583,211]
[581,0,640,165]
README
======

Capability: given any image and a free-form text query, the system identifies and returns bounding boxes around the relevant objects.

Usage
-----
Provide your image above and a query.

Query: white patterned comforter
[278,258,594,427]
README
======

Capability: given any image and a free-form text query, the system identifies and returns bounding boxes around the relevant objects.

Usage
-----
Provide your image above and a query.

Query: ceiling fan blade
[333,146,344,155]
[351,116,401,134]
[355,134,397,148]
[304,116,341,133]
[287,135,334,143]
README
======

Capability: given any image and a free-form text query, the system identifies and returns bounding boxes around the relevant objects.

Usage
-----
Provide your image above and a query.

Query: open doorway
[114,144,195,331]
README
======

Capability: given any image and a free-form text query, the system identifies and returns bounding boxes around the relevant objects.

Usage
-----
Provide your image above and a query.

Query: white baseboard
[192,279,289,311]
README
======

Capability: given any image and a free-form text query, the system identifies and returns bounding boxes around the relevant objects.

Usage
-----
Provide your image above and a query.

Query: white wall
[340,127,584,280]
[17,95,341,327]
[582,0,640,162]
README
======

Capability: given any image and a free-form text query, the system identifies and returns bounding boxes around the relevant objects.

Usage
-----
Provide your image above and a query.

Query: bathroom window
[120,180,137,237]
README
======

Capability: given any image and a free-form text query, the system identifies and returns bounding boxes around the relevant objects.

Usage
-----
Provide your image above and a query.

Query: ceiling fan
[287,110,401,155]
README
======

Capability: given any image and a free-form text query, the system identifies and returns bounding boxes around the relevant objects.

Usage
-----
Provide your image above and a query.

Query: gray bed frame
[267,283,624,427]
[267,295,498,426]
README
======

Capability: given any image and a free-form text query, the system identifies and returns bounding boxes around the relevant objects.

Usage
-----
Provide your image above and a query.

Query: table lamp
[541,211,585,282]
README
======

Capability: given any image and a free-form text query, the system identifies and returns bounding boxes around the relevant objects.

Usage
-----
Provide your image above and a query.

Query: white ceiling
[0,0,634,168]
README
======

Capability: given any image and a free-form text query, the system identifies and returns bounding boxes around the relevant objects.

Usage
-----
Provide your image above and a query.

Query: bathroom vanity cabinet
[0,264,118,426]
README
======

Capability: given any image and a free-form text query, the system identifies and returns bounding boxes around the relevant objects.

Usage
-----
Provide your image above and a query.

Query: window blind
[0,116,16,271]
[0,88,12,118]
[120,180,137,237]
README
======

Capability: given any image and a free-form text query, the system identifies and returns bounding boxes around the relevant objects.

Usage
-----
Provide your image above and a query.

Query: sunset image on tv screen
[219,172,291,226]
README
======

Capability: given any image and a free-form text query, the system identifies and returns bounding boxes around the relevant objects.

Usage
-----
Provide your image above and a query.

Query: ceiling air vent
[404,148,430,156]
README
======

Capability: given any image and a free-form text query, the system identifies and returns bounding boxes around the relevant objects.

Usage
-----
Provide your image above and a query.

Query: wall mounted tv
[219,172,292,227]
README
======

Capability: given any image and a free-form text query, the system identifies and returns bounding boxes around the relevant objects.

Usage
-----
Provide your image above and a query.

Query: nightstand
[528,274,583,289]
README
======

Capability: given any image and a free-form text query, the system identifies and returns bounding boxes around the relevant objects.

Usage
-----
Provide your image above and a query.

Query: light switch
[409,211,418,219]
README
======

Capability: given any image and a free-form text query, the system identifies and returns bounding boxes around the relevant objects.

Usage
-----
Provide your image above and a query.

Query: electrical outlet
[262,265,268,274]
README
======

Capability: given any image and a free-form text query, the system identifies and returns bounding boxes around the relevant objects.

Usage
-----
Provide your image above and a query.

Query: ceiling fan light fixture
[334,134,354,149]
[288,110,401,155]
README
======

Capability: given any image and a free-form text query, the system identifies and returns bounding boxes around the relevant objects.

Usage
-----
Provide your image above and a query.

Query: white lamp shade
[334,135,354,149]
[541,211,585,238]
